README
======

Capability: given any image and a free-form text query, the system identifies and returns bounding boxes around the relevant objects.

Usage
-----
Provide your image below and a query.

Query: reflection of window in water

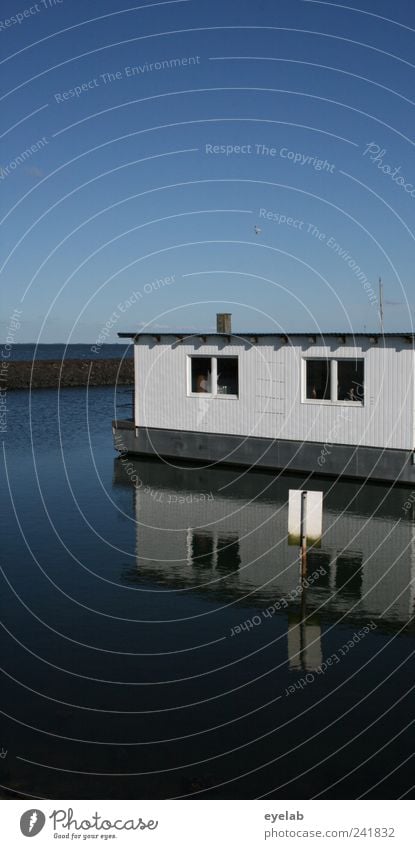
[335,552,363,597]
[188,529,240,573]
[216,535,241,572]
[191,530,214,567]
[305,550,331,587]
[306,549,363,597]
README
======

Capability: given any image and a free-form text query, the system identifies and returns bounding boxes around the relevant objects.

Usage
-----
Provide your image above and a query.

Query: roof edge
[118,331,415,340]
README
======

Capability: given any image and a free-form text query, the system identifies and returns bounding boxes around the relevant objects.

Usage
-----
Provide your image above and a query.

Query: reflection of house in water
[114,458,415,631]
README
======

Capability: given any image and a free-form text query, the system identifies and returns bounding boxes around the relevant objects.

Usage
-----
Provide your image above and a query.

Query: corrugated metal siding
[135,337,414,450]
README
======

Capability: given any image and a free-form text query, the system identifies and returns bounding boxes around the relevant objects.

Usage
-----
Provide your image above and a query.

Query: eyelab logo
[20,810,46,837]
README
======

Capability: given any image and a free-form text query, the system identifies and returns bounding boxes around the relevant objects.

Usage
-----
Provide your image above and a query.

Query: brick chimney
[216,313,232,334]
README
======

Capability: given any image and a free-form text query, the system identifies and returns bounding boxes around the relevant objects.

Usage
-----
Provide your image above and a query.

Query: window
[189,355,239,397]
[217,357,238,395]
[337,360,364,402]
[306,360,331,400]
[304,358,364,404]
[191,357,211,393]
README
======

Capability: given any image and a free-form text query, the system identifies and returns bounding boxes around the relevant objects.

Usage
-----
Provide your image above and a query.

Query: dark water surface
[1,386,414,799]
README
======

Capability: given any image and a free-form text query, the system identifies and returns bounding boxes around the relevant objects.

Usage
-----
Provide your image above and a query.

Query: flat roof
[118,331,415,340]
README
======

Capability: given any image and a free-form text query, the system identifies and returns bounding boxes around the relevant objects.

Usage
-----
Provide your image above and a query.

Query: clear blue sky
[1,0,415,342]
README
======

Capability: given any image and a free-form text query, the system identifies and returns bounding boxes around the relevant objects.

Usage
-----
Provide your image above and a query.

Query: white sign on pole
[288,489,323,545]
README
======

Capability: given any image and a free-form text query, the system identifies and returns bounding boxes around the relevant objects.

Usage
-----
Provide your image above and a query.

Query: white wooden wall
[134,336,414,450]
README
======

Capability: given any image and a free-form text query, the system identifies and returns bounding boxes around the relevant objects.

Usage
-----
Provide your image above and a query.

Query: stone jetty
[6,358,134,389]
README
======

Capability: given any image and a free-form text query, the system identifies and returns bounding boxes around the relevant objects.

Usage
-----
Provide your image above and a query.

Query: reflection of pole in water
[298,580,307,669]
[287,579,322,671]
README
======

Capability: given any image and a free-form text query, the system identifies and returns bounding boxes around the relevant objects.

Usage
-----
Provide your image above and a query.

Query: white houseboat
[113,313,415,484]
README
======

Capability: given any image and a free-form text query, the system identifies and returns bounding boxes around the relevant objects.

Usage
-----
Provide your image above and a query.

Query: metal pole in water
[300,490,308,578]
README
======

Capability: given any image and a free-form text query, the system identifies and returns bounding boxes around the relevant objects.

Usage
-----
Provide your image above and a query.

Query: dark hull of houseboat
[112,420,415,485]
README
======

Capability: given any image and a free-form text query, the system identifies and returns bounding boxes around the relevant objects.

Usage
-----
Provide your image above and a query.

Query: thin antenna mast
[379,277,384,333]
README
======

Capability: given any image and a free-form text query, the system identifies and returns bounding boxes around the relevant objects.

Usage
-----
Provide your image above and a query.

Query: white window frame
[302,357,364,406]
[187,354,239,399]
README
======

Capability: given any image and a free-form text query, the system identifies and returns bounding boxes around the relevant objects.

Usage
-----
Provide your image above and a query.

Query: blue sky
[1,0,415,341]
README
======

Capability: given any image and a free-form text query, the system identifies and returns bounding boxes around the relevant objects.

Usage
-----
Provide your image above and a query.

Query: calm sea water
[6,344,133,361]
[1,386,414,799]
